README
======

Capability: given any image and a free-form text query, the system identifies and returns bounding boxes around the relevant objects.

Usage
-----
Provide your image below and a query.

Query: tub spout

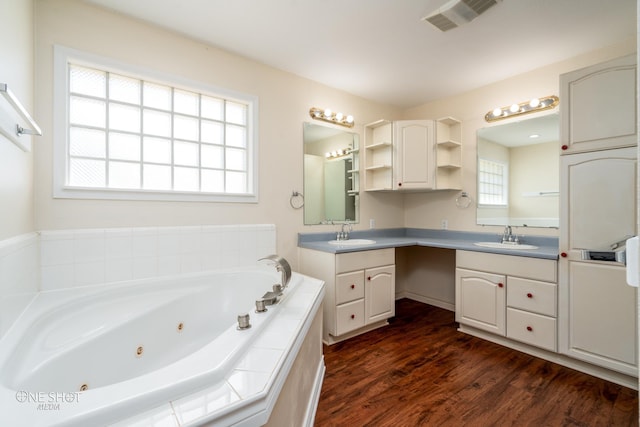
[258,255,292,290]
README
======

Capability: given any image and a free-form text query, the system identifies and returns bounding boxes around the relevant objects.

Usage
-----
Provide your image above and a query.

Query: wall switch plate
[369,219,375,229]
[441,219,448,230]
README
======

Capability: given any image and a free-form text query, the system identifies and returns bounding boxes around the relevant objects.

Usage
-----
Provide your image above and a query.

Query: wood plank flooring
[315,299,638,427]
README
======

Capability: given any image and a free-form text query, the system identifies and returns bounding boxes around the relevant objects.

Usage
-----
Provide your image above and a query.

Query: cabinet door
[364,265,395,324]
[455,268,506,335]
[560,148,637,259]
[560,54,636,154]
[560,262,637,375]
[393,120,435,190]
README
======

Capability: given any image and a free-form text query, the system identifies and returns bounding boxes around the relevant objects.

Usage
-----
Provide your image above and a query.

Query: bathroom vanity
[299,247,395,344]
[298,228,637,389]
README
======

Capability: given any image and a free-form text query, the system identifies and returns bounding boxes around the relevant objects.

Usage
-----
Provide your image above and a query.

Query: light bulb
[335,112,344,121]
[324,108,332,118]
[346,115,354,123]
[492,108,502,117]
[529,98,540,108]
[509,104,520,113]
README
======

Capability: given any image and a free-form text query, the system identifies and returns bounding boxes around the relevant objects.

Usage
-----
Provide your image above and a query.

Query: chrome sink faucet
[502,225,520,244]
[337,221,352,241]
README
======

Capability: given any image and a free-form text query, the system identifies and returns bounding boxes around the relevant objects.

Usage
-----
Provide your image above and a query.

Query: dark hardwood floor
[315,299,638,427]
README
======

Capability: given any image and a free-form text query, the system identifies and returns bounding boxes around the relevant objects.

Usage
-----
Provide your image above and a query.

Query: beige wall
[33,0,404,268]
[0,0,35,240]
[402,38,636,236]
[29,0,637,267]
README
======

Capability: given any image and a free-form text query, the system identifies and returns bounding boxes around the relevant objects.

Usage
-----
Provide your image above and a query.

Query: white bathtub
[0,267,325,426]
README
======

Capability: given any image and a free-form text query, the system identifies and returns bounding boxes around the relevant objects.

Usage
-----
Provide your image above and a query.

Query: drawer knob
[498,282,504,288]
[351,284,355,289]
[526,326,533,332]
[351,314,355,319]
[367,276,371,281]
[527,293,533,298]
[561,144,568,151]
[561,252,567,258]
[398,182,402,187]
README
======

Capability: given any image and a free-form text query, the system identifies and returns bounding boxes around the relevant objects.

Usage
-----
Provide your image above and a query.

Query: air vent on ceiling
[422,0,500,32]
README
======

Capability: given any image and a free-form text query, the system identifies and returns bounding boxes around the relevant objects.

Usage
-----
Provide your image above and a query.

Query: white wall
[402,38,636,236]
[33,0,404,268]
[0,0,35,240]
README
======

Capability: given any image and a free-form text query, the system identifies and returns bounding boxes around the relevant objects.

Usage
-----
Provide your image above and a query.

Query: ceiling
[85,0,636,109]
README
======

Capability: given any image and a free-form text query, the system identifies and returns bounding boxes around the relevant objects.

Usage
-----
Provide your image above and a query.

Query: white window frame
[53,45,259,203]
[477,158,508,207]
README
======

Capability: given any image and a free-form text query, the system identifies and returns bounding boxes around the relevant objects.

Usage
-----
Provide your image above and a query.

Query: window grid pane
[478,159,507,206]
[67,63,251,195]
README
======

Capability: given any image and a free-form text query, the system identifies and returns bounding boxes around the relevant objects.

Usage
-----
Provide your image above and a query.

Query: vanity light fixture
[309,107,354,128]
[325,147,352,159]
[485,95,559,123]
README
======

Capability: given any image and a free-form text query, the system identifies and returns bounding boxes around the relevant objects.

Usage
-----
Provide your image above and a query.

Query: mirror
[303,123,359,225]
[476,113,559,228]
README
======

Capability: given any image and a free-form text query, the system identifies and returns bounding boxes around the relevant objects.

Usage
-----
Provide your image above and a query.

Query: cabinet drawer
[507,308,557,351]
[457,250,557,283]
[336,270,365,305]
[336,248,395,274]
[335,299,365,336]
[507,277,557,317]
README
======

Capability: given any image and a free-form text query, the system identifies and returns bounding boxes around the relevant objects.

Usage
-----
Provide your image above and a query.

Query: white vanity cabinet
[299,247,395,344]
[456,250,558,351]
[560,54,636,154]
[363,118,461,192]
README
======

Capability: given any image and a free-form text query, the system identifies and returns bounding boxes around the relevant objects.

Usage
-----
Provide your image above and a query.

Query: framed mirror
[303,123,359,225]
[476,113,559,228]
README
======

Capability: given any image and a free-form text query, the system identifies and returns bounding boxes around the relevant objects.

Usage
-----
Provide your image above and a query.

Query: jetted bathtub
[0,267,325,426]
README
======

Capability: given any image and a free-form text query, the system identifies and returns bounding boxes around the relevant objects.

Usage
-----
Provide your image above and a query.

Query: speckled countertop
[298,228,559,260]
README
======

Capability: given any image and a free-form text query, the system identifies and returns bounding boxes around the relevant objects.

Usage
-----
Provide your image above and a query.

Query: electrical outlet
[441,219,448,230]
[369,219,375,229]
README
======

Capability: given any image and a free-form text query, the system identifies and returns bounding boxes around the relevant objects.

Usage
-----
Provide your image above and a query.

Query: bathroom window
[478,158,508,206]
[53,46,258,202]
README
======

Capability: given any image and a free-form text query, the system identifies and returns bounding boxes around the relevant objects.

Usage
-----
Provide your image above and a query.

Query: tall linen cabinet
[558,54,638,377]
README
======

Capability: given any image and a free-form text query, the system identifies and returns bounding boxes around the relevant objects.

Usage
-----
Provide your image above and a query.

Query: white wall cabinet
[559,147,638,375]
[456,250,558,351]
[299,247,395,344]
[560,54,637,154]
[393,120,435,190]
[363,118,461,192]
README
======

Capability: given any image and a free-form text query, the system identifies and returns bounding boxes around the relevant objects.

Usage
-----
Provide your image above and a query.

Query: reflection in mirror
[477,113,559,228]
[303,123,359,225]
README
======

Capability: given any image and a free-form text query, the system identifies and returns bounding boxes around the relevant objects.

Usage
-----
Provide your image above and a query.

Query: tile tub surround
[298,228,559,259]
[0,224,276,340]
[0,233,40,339]
[39,224,277,291]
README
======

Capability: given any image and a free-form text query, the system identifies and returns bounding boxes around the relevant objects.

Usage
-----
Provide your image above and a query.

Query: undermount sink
[328,239,376,246]
[474,242,539,250]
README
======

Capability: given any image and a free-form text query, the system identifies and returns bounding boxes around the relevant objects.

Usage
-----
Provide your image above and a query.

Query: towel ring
[456,191,472,208]
[290,191,304,209]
